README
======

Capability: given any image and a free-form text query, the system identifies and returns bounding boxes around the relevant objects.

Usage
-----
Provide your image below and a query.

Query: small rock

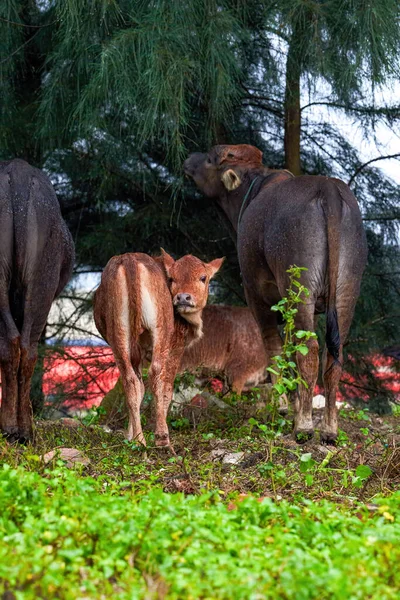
[312,394,326,409]
[42,408,68,421]
[101,425,113,433]
[222,452,245,465]
[202,392,230,410]
[190,394,209,409]
[239,452,265,469]
[43,447,90,468]
[58,417,81,428]
[171,386,203,413]
[210,448,227,460]
[317,444,332,455]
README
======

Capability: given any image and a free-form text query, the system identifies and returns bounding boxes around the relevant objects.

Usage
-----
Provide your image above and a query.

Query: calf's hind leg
[116,343,146,446]
[149,347,178,449]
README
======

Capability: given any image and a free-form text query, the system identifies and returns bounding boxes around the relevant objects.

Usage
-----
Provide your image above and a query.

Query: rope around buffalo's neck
[237,176,260,230]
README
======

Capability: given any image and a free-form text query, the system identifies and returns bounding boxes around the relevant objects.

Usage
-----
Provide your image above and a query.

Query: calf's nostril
[176,293,193,304]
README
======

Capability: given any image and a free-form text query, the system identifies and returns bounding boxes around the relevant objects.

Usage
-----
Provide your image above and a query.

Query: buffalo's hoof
[16,432,33,446]
[320,431,338,446]
[2,427,20,444]
[294,429,314,444]
[2,429,33,445]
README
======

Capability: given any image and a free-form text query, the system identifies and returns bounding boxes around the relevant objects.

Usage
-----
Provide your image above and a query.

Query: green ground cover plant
[0,464,399,600]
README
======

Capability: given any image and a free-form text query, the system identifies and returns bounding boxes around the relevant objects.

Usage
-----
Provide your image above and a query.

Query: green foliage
[268,266,317,406]
[0,464,399,598]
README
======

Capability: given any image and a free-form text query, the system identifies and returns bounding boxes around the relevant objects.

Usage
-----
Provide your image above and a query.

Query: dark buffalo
[184,144,367,443]
[0,159,74,442]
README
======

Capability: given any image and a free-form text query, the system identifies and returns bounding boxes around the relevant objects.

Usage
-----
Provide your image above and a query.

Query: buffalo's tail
[322,184,342,362]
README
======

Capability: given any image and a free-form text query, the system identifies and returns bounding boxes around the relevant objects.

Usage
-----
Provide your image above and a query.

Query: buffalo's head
[184,144,264,197]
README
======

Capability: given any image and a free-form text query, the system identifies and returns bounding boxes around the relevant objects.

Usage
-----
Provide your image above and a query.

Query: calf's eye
[168,277,174,284]
[200,275,207,283]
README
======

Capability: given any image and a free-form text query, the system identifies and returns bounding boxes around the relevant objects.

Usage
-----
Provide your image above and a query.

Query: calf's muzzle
[174,292,195,312]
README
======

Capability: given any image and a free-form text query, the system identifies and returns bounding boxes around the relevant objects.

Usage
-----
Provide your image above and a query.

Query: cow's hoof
[320,431,338,446]
[3,429,33,445]
[294,429,314,444]
[16,432,33,446]
[155,433,171,447]
[2,428,20,444]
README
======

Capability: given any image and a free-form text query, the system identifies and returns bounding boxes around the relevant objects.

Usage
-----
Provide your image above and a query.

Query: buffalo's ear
[206,257,225,279]
[159,248,175,275]
[221,169,241,191]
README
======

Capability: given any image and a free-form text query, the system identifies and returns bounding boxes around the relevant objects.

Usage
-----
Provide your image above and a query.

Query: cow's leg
[321,300,355,444]
[230,375,247,396]
[116,344,146,446]
[293,305,319,441]
[149,346,179,449]
[17,344,38,443]
[225,360,247,395]
[0,337,21,441]
[244,295,282,372]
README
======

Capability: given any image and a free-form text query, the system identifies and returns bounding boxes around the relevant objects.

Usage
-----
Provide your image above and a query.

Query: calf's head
[159,250,224,337]
[183,144,263,198]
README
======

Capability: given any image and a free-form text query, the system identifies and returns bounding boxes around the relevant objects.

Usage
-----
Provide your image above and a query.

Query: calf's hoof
[320,430,338,446]
[126,432,147,447]
[155,432,170,447]
[294,429,314,444]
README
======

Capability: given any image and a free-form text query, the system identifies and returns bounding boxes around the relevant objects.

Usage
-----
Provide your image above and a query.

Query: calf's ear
[159,248,175,274]
[206,257,225,279]
[221,169,241,191]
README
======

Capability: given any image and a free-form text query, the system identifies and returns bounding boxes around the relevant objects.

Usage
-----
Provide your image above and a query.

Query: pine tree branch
[241,100,283,118]
[348,154,400,185]
[0,16,58,28]
[362,215,400,221]
[301,101,400,117]
[302,131,350,174]
[0,29,40,65]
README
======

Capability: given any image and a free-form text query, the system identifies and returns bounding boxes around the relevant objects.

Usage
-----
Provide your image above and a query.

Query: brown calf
[180,305,267,393]
[93,250,223,447]
[99,304,268,428]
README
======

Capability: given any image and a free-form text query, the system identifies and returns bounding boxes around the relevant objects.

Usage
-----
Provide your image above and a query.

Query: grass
[1,462,400,599]
[0,402,399,598]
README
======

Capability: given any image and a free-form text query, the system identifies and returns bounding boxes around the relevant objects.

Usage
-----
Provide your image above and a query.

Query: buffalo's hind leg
[292,304,319,442]
[17,344,38,443]
[321,299,355,445]
[0,336,21,441]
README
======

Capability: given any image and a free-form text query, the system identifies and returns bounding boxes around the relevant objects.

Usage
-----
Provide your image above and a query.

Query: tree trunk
[284,37,302,176]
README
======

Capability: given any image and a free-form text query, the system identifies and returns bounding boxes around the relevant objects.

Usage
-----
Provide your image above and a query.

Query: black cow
[0,159,74,442]
[184,144,368,443]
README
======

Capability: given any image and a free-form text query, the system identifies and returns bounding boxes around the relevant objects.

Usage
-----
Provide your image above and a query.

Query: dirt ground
[13,398,398,506]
